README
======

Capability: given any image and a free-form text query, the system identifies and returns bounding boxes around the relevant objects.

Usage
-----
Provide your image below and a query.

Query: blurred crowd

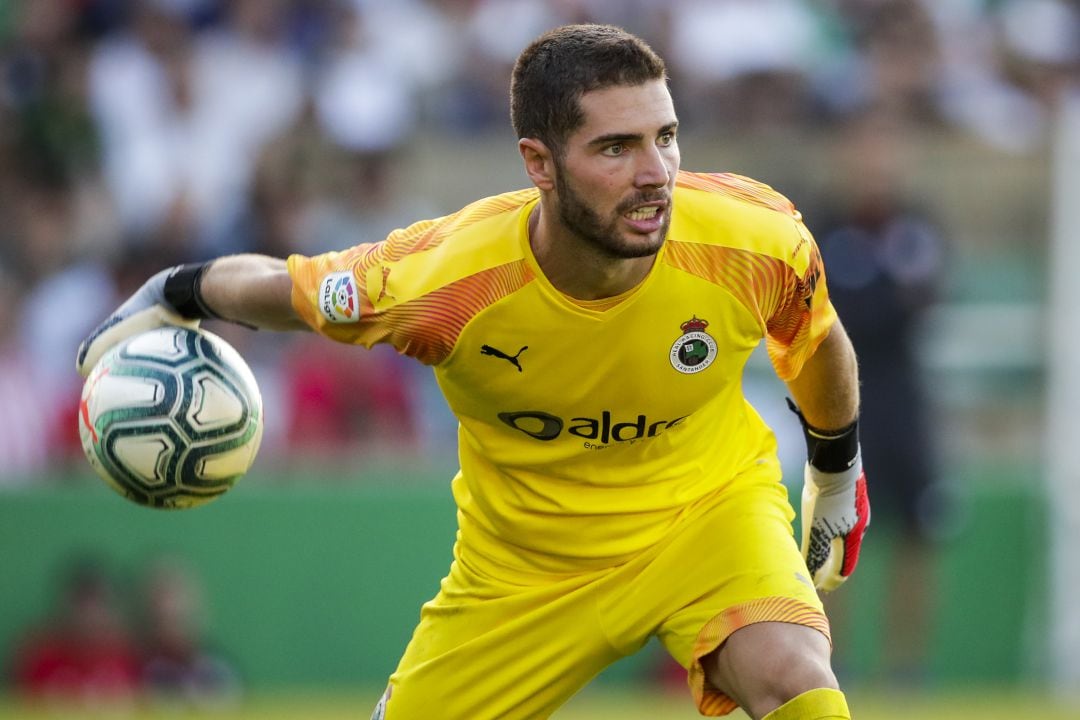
[7,556,240,712]
[0,0,1077,482]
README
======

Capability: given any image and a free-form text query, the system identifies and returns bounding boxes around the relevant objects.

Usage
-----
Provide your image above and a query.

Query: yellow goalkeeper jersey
[288,171,836,575]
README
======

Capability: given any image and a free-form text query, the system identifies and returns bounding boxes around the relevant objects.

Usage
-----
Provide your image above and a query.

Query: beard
[553,169,671,260]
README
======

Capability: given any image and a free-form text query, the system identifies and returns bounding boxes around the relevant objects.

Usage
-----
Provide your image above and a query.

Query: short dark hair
[510,24,667,155]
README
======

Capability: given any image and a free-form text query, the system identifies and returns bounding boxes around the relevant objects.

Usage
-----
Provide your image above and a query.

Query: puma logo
[480,344,528,372]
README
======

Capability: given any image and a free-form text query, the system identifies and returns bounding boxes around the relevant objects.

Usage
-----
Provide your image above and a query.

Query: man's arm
[198,255,308,332]
[784,320,859,433]
[784,320,870,592]
[77,254,308,377]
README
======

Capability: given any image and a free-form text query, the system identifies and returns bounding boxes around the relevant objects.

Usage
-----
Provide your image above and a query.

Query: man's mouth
[625,206,660,221]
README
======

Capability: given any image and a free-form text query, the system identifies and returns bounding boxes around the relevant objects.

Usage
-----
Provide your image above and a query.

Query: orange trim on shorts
[688,597,832,717]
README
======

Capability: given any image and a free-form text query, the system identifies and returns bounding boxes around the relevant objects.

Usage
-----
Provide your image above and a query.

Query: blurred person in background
[77,24,871,720]
[86,0,304,261]
[0,0,118,471]
[136,556,241,710]
[0,262,51,481]
[279,341,420,464]
[0,0,100,217]
[341,0,467,130]
[663,0,830,130]
[8,558,141,709]
[992,0,1079,124]
[304,1,424,253]
[808,105,948,686]
[245,4,430,464]
[816,0,942,125]
[928,0,1079,152]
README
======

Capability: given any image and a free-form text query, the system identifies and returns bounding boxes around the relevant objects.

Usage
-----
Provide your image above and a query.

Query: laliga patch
[670,316,717,374]
[319,271,360,323]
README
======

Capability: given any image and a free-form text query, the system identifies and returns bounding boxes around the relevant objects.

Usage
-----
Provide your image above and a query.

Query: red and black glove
[788,399,870,592]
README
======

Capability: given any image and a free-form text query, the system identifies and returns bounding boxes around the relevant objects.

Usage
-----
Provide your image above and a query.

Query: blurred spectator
[244,100,428,465]
[808,106,949,684]
[250,94,431,257]
[17,260,118,472]
[9,558,141,709]
[0,0,104,274]
[817,0,942,124]
[0,262,51,482]
[280,338,421,465]
[930,0,1079,152]
[451,0,574,130]
[244,102,327,259]
[314,2,420,153]
[85,0,197,260]
[87,0,304,260]
[301,0,429,251]
[995,0,1079,118]
[0,2,119,473]
[136,556,241,710]
[7,555,240,711]
[346,0,467,129]
[664,0,833,129]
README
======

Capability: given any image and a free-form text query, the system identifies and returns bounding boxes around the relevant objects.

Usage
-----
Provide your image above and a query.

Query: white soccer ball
[78,325,264,509]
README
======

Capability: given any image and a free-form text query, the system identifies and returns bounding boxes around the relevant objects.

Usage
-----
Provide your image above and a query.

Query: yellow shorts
[380,463,828,719]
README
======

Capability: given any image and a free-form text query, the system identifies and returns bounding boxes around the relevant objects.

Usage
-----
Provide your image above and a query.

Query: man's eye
[603,144,625,156]
[658,133,675,146]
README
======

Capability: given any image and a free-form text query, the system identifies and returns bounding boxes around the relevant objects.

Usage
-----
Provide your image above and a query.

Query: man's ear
[518,138,556,192]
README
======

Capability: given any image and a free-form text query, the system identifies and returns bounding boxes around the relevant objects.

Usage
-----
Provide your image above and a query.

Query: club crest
[669,316,717,374]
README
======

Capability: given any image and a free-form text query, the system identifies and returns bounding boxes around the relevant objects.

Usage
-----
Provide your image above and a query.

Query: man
[77,25,868,720]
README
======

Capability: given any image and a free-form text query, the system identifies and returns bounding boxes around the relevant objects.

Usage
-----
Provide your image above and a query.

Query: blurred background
[0,0,1078,717]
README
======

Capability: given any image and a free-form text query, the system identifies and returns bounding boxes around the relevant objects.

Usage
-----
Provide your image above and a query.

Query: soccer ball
[78,325,264,509]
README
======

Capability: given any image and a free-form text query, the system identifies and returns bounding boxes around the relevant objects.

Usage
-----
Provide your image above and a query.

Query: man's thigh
[382,561,621,720]
[601,466,828,716]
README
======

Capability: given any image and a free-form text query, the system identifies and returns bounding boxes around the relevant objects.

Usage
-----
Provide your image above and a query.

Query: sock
[762,687,850,720]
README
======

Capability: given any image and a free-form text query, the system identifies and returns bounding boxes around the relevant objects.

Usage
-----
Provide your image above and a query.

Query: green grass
[1,688,1077,719]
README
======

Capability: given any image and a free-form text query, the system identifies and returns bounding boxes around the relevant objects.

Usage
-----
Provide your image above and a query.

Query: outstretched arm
[197,255,307,332]
[77,254,308,377]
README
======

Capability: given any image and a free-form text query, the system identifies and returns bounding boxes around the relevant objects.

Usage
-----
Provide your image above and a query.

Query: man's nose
[636,144,672,188]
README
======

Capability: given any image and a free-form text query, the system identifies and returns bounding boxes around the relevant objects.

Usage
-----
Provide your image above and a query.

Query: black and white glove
[76,262,217,377]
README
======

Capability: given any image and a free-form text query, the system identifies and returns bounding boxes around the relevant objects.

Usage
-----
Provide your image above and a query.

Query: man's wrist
[786,398,860,473]
[163,262,221,320]
[803,420,859,474]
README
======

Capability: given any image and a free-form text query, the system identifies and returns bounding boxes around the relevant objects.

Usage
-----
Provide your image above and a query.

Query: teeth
[626,207,659,220]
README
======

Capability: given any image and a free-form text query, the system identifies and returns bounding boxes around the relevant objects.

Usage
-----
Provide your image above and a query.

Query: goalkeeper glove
[76,262,218,377]
[788,399,870,592]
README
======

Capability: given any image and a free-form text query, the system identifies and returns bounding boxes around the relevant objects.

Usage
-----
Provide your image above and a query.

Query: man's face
[552,80,680,259]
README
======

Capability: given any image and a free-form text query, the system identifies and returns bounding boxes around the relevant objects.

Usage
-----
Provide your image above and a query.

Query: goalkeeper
[78,24,869,720]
